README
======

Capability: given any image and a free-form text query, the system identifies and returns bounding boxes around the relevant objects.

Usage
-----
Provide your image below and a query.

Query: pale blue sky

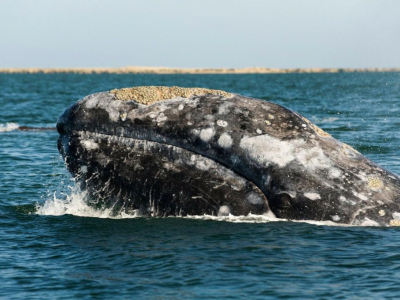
[1,0,399,68]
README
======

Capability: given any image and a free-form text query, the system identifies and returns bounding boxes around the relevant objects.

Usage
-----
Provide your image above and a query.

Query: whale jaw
[58,130,270,217]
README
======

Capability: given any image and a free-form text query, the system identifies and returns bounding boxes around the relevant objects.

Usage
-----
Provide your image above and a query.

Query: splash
[36,189,139,219]
[36,187,349,226]
[0,122,19,132]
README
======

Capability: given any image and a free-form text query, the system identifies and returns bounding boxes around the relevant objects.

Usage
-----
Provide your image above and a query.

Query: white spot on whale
[178,104,184,110]
[304,192,321,200]
[256,129,262,134]
[329,168,342,178]
[239,135,302,167]
[361,218,379,226]
[392,212,400,220]
[156,113,167,123]
[200,128,215,142]
[246,192,265,205]
[218,133,233,149]
[85,96,99,108]
[120,112,127,121]
[218,102,233,115]
[218,205,231,216]
[352,191,368,201]
[331,215,340,222]
[82,140,99,150]
[217,120,228,127]
[239,135,337,171]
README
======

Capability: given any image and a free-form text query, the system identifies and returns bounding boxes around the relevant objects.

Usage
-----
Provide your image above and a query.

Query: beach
[1,66,399,74]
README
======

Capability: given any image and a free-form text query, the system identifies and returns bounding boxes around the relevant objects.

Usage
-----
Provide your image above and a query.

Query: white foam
[0,122,19,132]
[311,116,339,123]
[35,175,372,227]
[36,189,138,219]
[36,190,352,226]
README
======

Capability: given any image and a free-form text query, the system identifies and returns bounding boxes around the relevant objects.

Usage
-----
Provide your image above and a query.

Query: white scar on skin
[218,133,233,149]
[200,128,215,142]
[304,192,321,200]
[239,135,341,178]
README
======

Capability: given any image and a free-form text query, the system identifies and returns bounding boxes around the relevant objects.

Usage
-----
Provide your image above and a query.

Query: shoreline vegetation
[0,66,399,74]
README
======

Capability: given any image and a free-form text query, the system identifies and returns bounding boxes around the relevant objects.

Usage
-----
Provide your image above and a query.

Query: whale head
[57,86,400,225]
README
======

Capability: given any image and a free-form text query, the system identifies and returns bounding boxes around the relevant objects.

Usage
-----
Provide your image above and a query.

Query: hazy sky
[1,0,399,68]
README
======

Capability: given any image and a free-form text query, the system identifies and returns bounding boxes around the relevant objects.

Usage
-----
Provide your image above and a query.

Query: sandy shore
[0,66,399,74]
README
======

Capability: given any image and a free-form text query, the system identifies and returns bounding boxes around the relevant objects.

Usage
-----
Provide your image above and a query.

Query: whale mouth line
[71,129,263,192]
[76,129,249,176]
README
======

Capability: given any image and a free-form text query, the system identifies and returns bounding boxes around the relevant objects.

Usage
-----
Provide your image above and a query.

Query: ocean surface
[1,72,400,299]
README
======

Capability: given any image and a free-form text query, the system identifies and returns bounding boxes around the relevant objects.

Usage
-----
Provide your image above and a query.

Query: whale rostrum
[57,86,400,226]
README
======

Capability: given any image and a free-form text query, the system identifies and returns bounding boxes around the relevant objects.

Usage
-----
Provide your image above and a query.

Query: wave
[0,122,19,132]
[35,187,349,227]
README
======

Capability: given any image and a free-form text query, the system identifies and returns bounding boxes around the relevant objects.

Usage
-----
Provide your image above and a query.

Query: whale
[57,86,400,226]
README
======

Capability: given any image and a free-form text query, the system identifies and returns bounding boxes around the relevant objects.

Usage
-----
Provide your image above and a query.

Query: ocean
[1,72,400,299]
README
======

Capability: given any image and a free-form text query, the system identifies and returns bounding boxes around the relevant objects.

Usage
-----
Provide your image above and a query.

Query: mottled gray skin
[57,90,400,225]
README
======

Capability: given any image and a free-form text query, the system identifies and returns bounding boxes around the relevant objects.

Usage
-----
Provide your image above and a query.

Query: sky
[0,0,399,69]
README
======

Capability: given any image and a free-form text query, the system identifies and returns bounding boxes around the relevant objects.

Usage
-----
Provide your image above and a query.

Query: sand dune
[0,66,399,74]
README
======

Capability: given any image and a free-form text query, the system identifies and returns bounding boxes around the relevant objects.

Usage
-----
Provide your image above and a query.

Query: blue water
[1,73,400,299]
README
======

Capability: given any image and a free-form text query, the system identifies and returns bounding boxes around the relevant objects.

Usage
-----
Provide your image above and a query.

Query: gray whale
[57,86,400,226]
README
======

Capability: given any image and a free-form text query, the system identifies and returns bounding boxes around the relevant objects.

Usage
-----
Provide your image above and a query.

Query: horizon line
[1,66,400,74]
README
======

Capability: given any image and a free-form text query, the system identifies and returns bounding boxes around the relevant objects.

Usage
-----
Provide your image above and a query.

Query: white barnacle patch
[331,215,341,222]
[195,159,212,171]
[218,102,233,115]
[296,147,342,178]
[218,133,233,149]
[256,129,262,134]
[104,99,125,122]
[120,112,127,121]
[379,210,386,217]
[329,168,342,178]
[304,192,321,200]
[200,128,215,142]
[218,205,231,216]
[339,196,347,202]
[239,135,303,168]
[240,134,341,175]
[217,120,228,127]
[246,192,265,205]
[392,212,400,220]
[156,113,168,123]
[84,95,99,108]
[352,191,368,201]
[149,113,156,119]
[81,140,99,150]
[178,104,184,110]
